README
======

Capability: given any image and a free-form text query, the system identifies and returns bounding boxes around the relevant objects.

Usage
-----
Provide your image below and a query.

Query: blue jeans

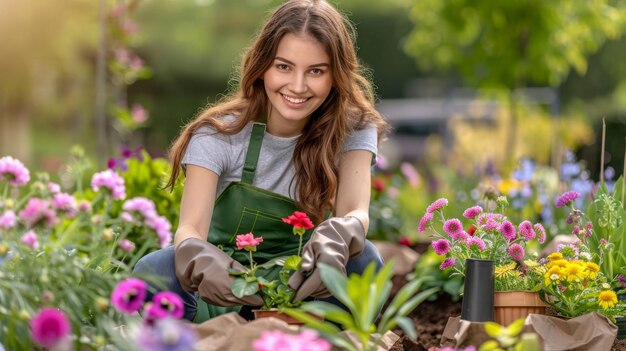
[133,240,384,321]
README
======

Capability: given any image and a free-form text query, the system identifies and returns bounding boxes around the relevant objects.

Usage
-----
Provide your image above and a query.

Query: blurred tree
[404,0,626,168]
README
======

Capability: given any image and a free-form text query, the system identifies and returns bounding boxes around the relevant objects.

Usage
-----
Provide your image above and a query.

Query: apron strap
[241,121,266,184]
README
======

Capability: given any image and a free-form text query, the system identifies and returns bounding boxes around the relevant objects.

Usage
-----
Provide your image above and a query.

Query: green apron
[193,121,313,323]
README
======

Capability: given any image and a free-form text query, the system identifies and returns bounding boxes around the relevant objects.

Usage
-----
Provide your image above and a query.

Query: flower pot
[494,291,546,326]
[461,258,495,322]
[615,316,626,340]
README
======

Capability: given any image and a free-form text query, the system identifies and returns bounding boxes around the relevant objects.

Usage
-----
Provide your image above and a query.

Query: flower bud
[4,199,14,210]
[102,228,114,241]
[96,297,109,311]
[496,196,509,207]
[0,243,8,256]
[18,309,30,320]
[41,291,54,303]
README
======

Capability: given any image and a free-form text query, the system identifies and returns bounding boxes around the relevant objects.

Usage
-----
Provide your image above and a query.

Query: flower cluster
[419,196,545,290]
[253,330,331,351]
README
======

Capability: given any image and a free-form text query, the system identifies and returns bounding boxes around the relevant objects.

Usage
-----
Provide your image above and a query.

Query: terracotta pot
[494,291,546,326]
[253,309,318,325]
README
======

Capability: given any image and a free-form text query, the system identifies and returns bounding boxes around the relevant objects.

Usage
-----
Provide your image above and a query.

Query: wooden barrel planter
[494,291,546,326]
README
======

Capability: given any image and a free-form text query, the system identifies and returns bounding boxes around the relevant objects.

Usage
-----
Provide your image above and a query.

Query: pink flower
[118,239,135,252]
[122,197,157,221]
[131,104,148,124]
[30,308,71,348]
[426,198,448,213]
[508,244,525,261]
[19,198,57,228]
[0,156,30,186]
[465,236,486,251]
[498,220,516,241]
[417,211,433,232]
[462,206,482,219]
[281,211,314,235]
[146,215,173,248]
[111,278,147,314]
[519,220,536,240]
[432,239,451,255]
[555,191,580,208]
[20,230,39,249]
[52,192,77,217]
[91,169,126,200]
[151,291,184,320]
[439,258,455,270]
[375,154,388,170]
[400,162,420,187]
[572,226,580,235]
[47,182,61,193]
[236,233,264,251]
[0,210,17,229]
[484,218,499,231]
[253,330,331,351]
[443,219,463,239]
[534,223,546,244]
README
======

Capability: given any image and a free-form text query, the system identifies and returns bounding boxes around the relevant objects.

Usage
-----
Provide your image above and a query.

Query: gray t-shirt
[182,115,377,199]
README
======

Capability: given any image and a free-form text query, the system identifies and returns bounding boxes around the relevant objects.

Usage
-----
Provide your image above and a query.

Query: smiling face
[263,33,333,137]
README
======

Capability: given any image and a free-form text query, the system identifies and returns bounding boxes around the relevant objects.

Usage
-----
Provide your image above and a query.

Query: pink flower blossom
[52,192,77,217]
[508,244,525,261]
[146,215,173,248]
[0,210,17,229]
[400,162,420,187]
[439,258,455,270]
[484,218,499,231]
[122,197,157,221]
[20,230,39,249]
[443,219,463,239]
[417,211,434,232]
[0,156,30,186]
[30,308,71,348]
[555,191,580,208]
[236,233,264,251]
[519,220,536,240]
[375,154,388,170]
[253,330,331,351]
[572,226,580,235]
[426,198,448,213]
[111,278,147,314]
[47,182,61,193]
[534,223,546,244]
[281,211,314,235]
[131,104,148,124]
[19,198,57,228]
[91,169,126,200]
[151,291,184,320]
[498,220,516,241]
[462,206,482,219]
[432,239,451,255]
[466,236,486,251]
[118,239,135,252]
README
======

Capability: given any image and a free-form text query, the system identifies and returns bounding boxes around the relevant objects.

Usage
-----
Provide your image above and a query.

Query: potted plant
[227,211,315,324]
[418,196,547,324]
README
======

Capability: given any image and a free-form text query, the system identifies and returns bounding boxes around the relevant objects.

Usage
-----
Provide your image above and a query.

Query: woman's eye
[310,68,323,75]
[276,64,289,70]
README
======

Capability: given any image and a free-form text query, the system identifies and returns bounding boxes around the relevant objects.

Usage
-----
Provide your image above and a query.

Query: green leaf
[505,317,525,336]
[395,316,416,340]
[484,322,503,337]
[283,255,302,270]
[318,263,356,312]
[231,278,259,298]
[282,308,342,334]
[256,256,287,270]
[299,302,355,328]
[479,340,503,351]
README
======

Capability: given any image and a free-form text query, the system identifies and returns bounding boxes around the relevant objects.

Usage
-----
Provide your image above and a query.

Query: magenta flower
[91,169,126,200]
[52,192,77,217]
[0,210,17,229]
[19,198,57,228]
[518,220,536,240]
[146,215,173,248]
[439,257,456,270]
[533,223,546,244]
[253,330,331,351]
[462,206,482,219]
[443,219,463,239]
[151,291,184,320]
[508,244,525,261]
[118,239,135,252]
[29,308,71,348]
[484,218,499,231]
[466,236,486,251]
[122,197,157,222]
[432,239,451,255]
[572,226,580,235]
[417,211,433,232]
[135,318,197,351]
[281,211,314,234]
[47,182,61,193]
[0,156,30,186]
[236,233,264,251]
[498,220,516,241]
[555,191,580,208]
[20,230,39,249]
[426,198,448,213]
[111,278,147,314]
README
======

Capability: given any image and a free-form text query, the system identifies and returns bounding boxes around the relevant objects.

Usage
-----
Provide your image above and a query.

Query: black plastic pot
[461,258,495,322]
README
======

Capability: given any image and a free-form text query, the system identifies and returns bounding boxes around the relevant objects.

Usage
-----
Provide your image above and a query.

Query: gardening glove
[175,237,264,307]
[287,216,365,302]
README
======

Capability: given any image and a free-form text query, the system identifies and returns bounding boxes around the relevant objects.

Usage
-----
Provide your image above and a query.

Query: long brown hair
[166,0,389,224]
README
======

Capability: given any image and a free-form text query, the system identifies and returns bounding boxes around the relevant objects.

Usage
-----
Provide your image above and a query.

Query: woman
[134,0,389,322]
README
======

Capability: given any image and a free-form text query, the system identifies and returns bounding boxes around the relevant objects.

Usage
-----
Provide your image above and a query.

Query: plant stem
[297,234,303,257]
[600,118,606,188]
[249,250,255,269]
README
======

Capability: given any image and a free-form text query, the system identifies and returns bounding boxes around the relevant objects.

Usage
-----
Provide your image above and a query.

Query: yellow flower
[524,259,538,268]
[544,266,564,286]
[598,290,618,309]
[498,178,521,195]
[565,262,587,282]
[585,262,600,279]
[547,252,563,261]
[547,259,568,269]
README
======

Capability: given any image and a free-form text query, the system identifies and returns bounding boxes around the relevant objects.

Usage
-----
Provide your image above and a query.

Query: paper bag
[373,240,420,275]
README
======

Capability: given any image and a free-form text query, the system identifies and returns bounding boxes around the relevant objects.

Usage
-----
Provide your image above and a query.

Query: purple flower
[20,230,39,249]
[52,193,77,217]
[555,191,580,208]
[111,278,147,314]
[439,257,455,270]
[29,308,71,348]
[466,237,486,251]
[0,210,17,229]
[462,206,482,219]
[135,318,197,351]
[432,239,451,255]
[122,197,157,222]
[534,223,546,244]
[253,330,331,351]
[426,198,448,213]
[151,292,184,320]
[498,220,516,241]
[118,239,135,252]
[443,219,463,239]
[0,156,30,186]
[91,169,126,200]
[417,212,433,233]
[400,162,420,187]
[484,218,499,231]
[519,220,536,240]
[508,244,525,261]
[19,198,57,228]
